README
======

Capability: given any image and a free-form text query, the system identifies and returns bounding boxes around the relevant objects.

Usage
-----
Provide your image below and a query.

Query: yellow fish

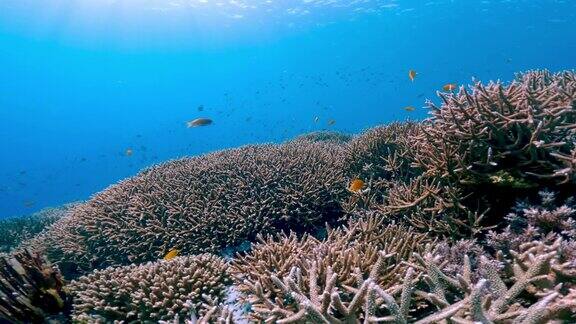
[403,106,416,112]
[408,69,417,82]
[186,118,213,128]
[348,178,364,193]
[164,248,179,261]
[442,83,457,91]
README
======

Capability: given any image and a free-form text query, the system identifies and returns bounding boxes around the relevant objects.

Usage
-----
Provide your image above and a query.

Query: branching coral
[232,215,431,321]
[0,250,69,323]
[344,122,420,183]
[241,237,575,323]
[341,123,422,214]
[406,238,576,323]
[69,253,231,322]
[377,176,490,237]
[37,140,347,272]
[293,131,353,144]
[0,203,77,253]
[411,69,576,186]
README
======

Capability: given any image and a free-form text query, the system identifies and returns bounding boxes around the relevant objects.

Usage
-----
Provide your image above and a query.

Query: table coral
[38,140,347,273]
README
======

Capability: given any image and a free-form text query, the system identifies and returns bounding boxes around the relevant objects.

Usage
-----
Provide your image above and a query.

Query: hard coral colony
[1,70,575,323]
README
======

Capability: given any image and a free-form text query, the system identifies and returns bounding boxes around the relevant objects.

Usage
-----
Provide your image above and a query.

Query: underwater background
[1,0,575,218]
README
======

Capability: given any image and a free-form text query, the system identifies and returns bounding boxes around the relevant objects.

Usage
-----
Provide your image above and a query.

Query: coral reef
[232,215,431,321]
[344,122,420,183]
[293,130,352,144]
[412,69,576,186]
[345,70,576,237]
[340,123,421,216]
[38,140,347,272]
[0,203,77,253]
[237,238,575,323]
[3,69,575,323]
[0,250,70,323]
[69,253,231,322]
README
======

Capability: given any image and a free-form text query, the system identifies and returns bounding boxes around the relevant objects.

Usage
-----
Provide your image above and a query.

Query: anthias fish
[408,69,417,81]
[187,118,213,128]
[348,178,364,192]
[164,248,179,261]
[404,106,415,112]
[442,83,457,91]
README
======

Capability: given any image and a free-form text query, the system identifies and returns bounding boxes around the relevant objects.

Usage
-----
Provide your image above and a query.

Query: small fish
[164,248,179,261]
[187,118,213,128]
[408,69,417,81]
[442,83,457,91]
[197,105,204,111]
[125,148,133,157]
[314,116,319,123]
[23,200,34,208]
[327,119,336,126]
[403,106,416,112]
[348,178,365,193]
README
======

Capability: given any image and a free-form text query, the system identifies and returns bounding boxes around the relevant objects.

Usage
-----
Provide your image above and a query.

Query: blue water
[1,0,575,218]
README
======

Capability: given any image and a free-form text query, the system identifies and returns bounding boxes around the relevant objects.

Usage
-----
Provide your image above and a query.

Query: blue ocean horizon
[1,0,575,218]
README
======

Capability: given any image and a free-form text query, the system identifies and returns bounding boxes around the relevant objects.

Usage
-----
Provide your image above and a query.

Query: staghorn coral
[408,238,576,323]
[38,140,347,272]
[377,176,490,237]
[487,190,576,261]
[411,69,576,186]
[248,238,576,323]
[69,253,231,322]
[344,122,420,183]
[293,130,352,144]
[232,214,431,321]
[0,250,70,323]
[0,203,78,254]
[341,123,421,214]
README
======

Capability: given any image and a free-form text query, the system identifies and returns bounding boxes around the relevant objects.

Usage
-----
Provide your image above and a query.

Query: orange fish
[125,148,133,157]
[442,83,457,91]
[164,248,179,261]
[327,119,336,126]
[408,70,417,81]
[348,178,365,193]
[403,106,416,112]
[187,118,213,128]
